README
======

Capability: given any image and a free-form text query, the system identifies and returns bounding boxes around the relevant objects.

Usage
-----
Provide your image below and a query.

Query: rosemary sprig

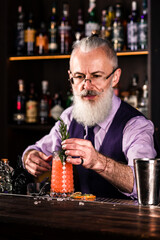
[58,118,69,163]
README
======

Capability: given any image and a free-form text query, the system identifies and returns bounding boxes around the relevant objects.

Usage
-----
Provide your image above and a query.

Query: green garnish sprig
[58,118,69,163]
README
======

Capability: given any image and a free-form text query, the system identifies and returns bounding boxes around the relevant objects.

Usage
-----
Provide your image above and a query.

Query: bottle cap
[132,1,137,11]
[18,6,22,13]
[42,80,49,92]
[1,158,8,164]
[42,80,48,86]
[18,79,24,84]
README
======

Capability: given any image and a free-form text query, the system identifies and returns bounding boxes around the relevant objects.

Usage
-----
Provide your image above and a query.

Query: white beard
[72,86,113,127]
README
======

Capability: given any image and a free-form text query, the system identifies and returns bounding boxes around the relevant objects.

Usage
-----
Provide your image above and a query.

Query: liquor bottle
[50,92,64,121]
[111,3,124,51]
[1,159,13,194]
[13,79,26,124]
[0,159,5,193]
[39,80,50,124]
[15,5,25,55]
[120,91,130,103]
[106,5,115,41]
[25,82,38,124]
[24,12,36,55]
[35,22,49,55]
[48,1,58,54]
[127,74,139,108]
[138,0,148,50]
[66,89,73,108]
[0,159,12,193]
[74,8,85,42]
[127,1,138,51]
[138,77,148,117]
[47,87,52,124]
[85,0,100,37]
[58,2,72,54]
[100,9,107,39]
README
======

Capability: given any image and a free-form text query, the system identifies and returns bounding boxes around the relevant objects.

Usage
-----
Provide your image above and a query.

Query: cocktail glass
[50,152,74,197]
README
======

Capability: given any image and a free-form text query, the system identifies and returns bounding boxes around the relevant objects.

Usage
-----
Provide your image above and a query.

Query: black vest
[68,101,145,198]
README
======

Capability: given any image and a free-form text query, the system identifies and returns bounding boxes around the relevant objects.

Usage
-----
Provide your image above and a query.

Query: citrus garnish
[70,192,96,201]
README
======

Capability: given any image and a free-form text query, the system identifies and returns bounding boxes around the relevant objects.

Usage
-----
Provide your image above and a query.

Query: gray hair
[70,36,118,69]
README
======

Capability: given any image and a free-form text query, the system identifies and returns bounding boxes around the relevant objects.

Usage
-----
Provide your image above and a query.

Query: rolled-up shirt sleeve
[122,115,157,199]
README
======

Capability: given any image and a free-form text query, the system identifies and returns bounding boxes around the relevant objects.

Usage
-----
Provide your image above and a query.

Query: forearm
[91,153,134,193]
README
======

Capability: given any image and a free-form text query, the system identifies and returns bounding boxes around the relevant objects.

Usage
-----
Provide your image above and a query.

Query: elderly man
[22,36,156,199]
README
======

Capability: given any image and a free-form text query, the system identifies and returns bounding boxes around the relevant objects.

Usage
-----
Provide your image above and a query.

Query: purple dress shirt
[22,94,157,199]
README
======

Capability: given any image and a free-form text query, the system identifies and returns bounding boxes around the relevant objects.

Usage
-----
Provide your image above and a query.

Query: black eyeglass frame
[68,67,119,84]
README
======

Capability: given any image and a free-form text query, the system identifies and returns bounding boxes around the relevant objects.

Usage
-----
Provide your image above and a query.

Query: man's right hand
[23,150,52,177]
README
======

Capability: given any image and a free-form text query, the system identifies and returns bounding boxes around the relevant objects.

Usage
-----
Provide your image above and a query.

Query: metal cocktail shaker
[134,158,160,206]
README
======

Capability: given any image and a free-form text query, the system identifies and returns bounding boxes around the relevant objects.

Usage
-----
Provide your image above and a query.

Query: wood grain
[0,194,160,240]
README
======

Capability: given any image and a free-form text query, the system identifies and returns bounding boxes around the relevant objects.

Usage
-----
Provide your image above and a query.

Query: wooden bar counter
[0,193,160,240]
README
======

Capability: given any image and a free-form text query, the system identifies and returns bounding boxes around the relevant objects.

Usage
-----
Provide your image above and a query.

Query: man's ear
[68,70,71,78]
[112,68,121,87]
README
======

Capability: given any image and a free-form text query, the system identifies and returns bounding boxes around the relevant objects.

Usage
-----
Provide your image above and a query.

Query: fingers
[38,151,52,164]
[46,155,53,162]
[31,151,52,169]
[62,138,91,147]
[62,138,93,154]
[25,163,43,177]
[66,156,82,165]
[25,150,52,177]
[62,139,93,159]
[62,138,96,168]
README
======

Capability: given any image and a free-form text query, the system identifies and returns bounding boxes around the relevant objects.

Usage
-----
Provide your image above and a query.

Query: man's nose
[83,79,93,89]
[84,79,92,83]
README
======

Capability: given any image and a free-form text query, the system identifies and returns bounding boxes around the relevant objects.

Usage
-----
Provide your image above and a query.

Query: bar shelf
[9,124,53,132]
[9,51,148,61]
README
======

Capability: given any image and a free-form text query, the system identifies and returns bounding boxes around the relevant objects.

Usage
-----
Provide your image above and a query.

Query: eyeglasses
[68,67,119,85]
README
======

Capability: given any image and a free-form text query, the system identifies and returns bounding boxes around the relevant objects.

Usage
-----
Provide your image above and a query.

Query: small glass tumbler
[50,152,74,197]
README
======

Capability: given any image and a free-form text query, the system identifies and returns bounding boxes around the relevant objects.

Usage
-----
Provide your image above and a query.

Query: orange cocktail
[50,153,74,197]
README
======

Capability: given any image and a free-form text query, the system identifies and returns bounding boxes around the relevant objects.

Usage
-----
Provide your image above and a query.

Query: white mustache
[76,89,104,97]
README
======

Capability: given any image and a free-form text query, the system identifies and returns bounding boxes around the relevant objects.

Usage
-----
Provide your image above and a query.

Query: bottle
[0,160,6,193]
[66,89,73,108]
[85,0,100,37]
[13,79,26,124]
[39,80,50,124]
[127,1,138,51]
[24,12,36,55]
[120,91,130,103]
[138,0,148,50]
[50,92,64,121]
[106,5,115,41]
[15,5,25,55]
[26,83,38,124]
[48,1,58,54]
[1,159,13,193]
[100,9,107,39]
[47,89,53,124]
[111,3,124,51]
[35,22,49,55]
[127,74,139,108]
[58,2,72,54]
[138,77,148,117]
[74,8,85,42]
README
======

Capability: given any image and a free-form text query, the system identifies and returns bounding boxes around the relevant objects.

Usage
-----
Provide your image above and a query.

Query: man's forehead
[73,70,105,75]
[70,59,112,74]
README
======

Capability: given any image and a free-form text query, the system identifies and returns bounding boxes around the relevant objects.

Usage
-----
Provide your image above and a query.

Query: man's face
[69,47,121,126]
[69,47,120,101]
